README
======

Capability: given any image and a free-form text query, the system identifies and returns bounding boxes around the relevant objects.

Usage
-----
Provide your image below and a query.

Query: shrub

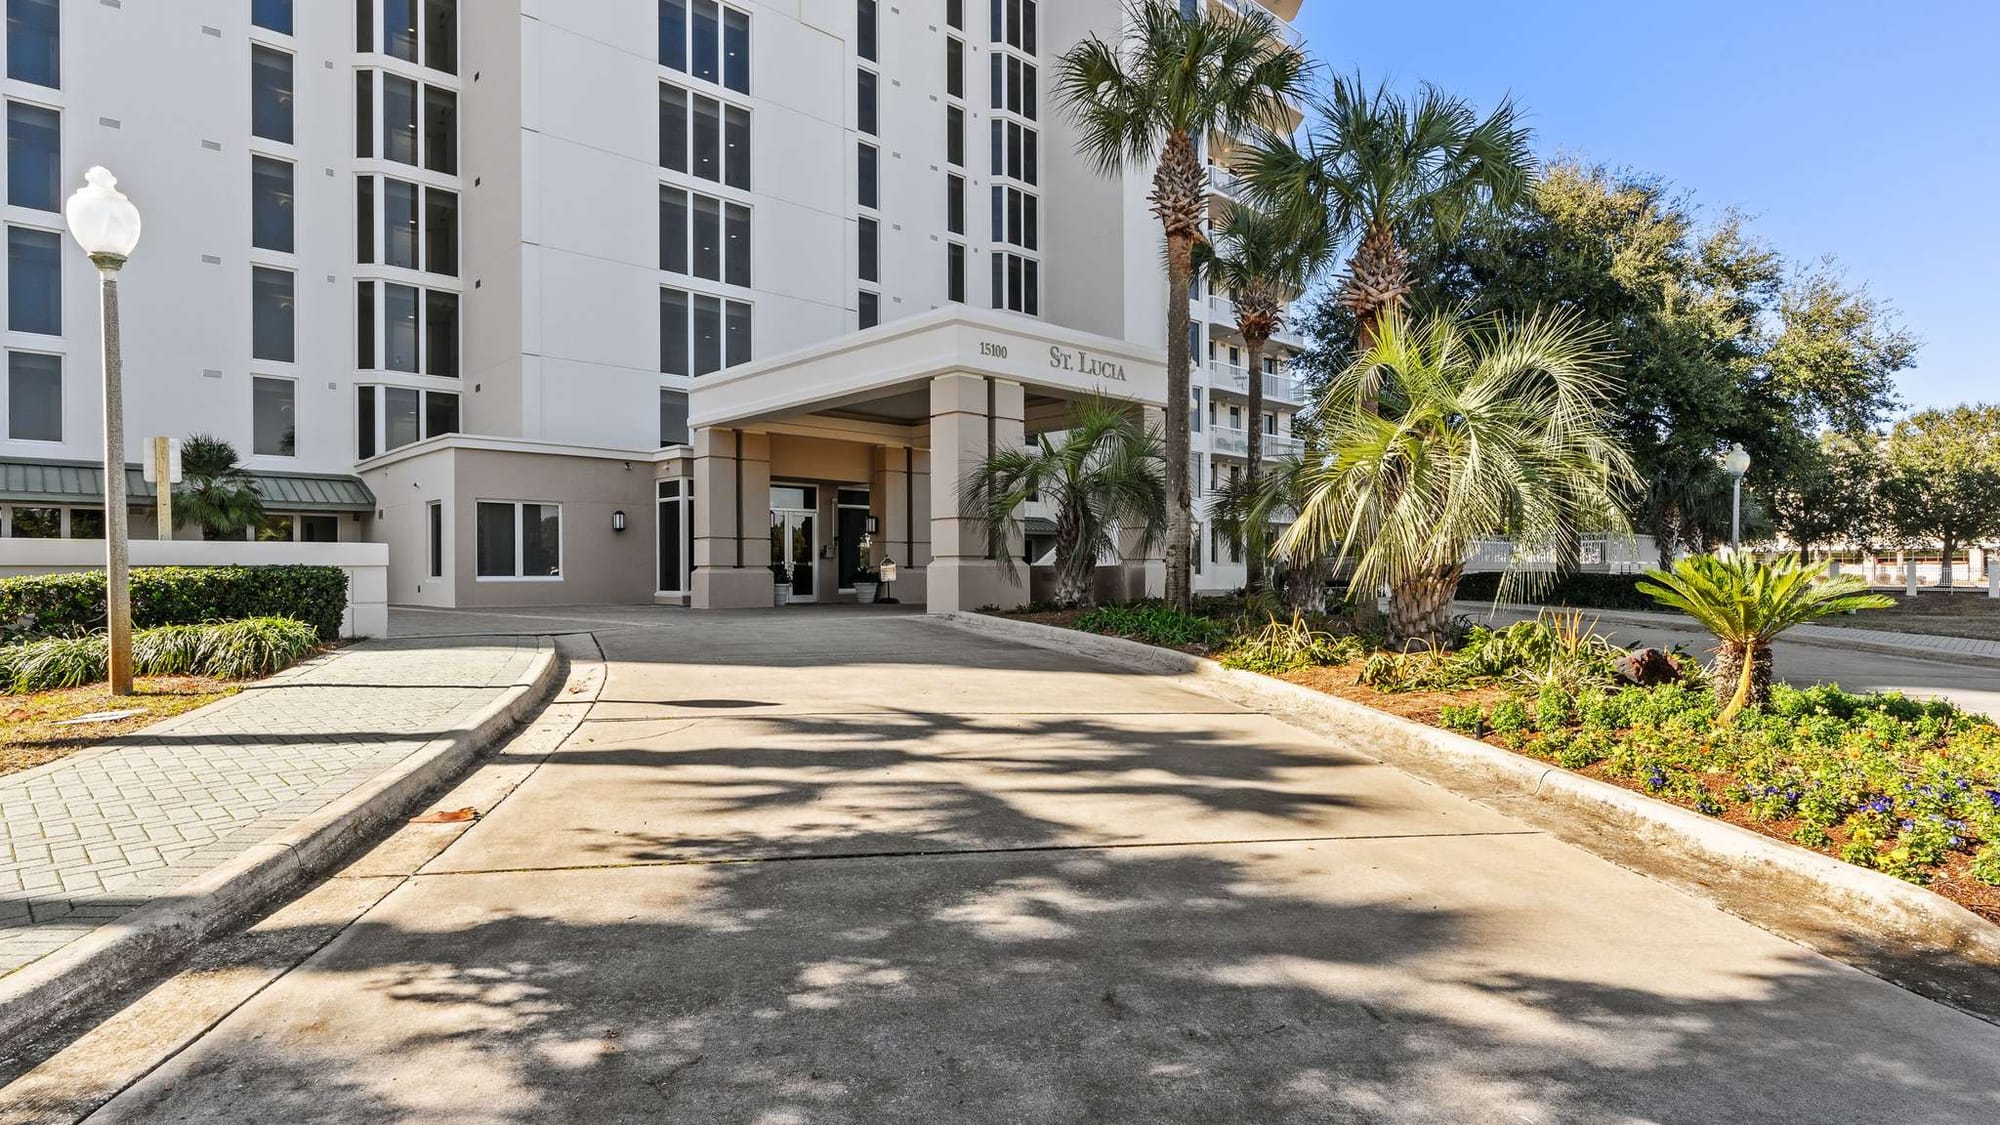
[1220,615,1363,674]
[1454,571,1658,612]
[0,617,321,693]
[0,566,348,642]
[1074,602,1233,651]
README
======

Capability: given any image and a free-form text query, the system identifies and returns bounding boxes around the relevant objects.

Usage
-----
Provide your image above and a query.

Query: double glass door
[771,485,817,602]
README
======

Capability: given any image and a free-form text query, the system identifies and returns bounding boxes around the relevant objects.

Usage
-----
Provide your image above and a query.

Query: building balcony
[1206,426,1300,461]
[1208,0,1306,48]
[1207,361,1304,404]
[1205,163,1245,200]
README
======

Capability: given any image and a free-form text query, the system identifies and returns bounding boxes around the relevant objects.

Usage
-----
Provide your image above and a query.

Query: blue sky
[1289,0,1997,413]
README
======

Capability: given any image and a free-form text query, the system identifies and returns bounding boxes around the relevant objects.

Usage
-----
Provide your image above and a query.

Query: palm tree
[962,397,1167,609]
[1212,454,1330,616]
[1240,75,1535,352]
[1193,202,1332,596]
[174,434,264,540]
[1276,309,1635,648]
[1054,0,1309,611]
[1638,554,1892,723]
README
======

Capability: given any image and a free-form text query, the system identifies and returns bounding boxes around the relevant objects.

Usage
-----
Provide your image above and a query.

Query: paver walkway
[0,637,541,975]
[1464,599,2000,661]
[60,609,2000,1124]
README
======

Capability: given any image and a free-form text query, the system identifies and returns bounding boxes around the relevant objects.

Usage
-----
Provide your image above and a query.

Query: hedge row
[0,566,348,642]
[1453,571,1658,612]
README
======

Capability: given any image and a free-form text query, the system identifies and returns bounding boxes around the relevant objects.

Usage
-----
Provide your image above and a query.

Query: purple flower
[1984,789,2000,810]
[1863,797,1893,814]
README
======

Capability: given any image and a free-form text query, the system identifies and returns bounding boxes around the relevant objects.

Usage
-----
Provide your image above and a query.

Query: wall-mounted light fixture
[612,510,627,533]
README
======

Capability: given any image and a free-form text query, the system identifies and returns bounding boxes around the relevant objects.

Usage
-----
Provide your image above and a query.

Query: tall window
[355,384,457,459]
[947,244,966,304]
[6,0,59,88]
[660,186,750,286]
[946,37,964,99]
[251,156,295,253]
[856,68,877,135]
[856,0,876,61]
[858,290,879,330]
[946,106,964,166]
[252,0,293,34]
[660,388,690,446]
[660,83,750,190]
[373,0,456,73]
[5,101,58,211]
[658,479,693,594]
[250,45,294,143]
[858,217,878,283]
[356,281,457,376]
[857,142,878,210]
[661,287,750,376]
[6,350,59,441]
[252,376,296,456]
[947,0,963,32]
[427,501,444,577]
[252,267,295,362]
[476,501,561,579]
[7,226,59,335]
[661,0,749,95]
[947,174,965,234]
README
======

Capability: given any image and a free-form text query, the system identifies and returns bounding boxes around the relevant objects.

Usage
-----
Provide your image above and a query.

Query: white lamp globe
[64,166,142,264]
[1722,442,1751,478]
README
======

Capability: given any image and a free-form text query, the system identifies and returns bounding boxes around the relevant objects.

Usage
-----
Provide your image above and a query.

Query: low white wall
[0,541,390,639]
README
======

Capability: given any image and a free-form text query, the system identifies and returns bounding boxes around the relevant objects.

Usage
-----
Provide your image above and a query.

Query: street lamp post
[1722,442,1752,553]
[64,167,143,695]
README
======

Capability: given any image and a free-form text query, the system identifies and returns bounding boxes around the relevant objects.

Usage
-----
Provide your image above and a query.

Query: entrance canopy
[683,309,1167,612]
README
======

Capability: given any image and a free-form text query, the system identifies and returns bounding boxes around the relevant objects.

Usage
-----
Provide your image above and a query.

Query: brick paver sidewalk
[0,637,542,975]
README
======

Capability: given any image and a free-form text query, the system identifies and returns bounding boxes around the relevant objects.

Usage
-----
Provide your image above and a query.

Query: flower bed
[1006,600,2000,921]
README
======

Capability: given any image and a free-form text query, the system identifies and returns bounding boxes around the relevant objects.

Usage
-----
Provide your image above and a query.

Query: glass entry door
[770,485,818,603]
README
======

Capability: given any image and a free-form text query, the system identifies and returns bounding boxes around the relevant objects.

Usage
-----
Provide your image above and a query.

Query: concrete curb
[1457,600,2000,670]
[0,637,564,1052]
[932,611,2000,1021]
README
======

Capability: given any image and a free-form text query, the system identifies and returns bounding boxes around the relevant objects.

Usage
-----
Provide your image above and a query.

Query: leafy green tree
[1879,404,2000,592]
[1192,202,1332,595]
[1763,432,1885,562]
[1211,454,1331,616]
[1639,555,1892,723]
[1278,309,1635,647]
[1240,74,1535,352]
[173,434,263,541]
[962,397,1167,609]
[1054,0,1308,611]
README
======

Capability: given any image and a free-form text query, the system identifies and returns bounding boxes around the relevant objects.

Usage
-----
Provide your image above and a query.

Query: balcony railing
[1205,163,1244,199]
[1209,0,1306,48]
[1206,361,1303,404]
[1207,426,1300,461]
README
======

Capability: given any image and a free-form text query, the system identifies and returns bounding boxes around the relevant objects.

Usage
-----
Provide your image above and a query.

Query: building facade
[0,0,1308,607]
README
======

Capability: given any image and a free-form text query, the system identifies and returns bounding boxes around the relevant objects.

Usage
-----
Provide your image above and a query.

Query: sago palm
[1193,202,1332,595]
[1054,0,1309,611]
[1638,554,1892,723]
[173,434,264,540]
[962,397,1167,609]
[1277,309,1635,647]
[1240,75,1535,350]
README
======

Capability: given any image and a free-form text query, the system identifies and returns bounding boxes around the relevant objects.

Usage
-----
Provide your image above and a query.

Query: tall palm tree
[1054,0,1310,611]
[1241,75,1535,352]
[1194,202,1332,595]
[1638,554,1892,722]
[173,434,264,541]
[1277,309,1635,647]
[962,397,1168,609]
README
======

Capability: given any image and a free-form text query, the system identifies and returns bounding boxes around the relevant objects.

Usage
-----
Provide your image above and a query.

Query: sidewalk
[0,636,545,977]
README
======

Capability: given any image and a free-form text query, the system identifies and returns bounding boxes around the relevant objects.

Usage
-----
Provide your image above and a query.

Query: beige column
[692,426,775,609]
[928,373,1026,612]
[870,444,931,604]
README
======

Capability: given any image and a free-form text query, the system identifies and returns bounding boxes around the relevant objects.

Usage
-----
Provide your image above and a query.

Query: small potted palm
[853,562,881,605]
[771,562,791,607]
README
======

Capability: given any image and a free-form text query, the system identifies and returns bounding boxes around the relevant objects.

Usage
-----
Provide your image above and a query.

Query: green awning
[1023,517,1057,536]
[0,457,375,512]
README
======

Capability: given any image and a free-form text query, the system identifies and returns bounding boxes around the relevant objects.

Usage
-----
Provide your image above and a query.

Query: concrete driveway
[75,610,2000,1123]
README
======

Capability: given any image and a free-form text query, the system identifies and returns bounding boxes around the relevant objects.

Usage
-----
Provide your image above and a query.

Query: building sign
[1047,345,1128,382]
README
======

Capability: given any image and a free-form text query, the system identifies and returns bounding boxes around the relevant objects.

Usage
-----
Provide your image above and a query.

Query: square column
[928,373,1027,612]
[870,444,931,605]
[692,426,776,609]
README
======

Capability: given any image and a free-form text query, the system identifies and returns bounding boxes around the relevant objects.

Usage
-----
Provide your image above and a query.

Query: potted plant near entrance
[853,562,881,605]
[771,562,791,607]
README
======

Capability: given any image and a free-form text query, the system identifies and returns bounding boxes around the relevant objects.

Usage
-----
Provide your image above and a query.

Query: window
[660,83,749,188]
[661,286,750,376]
[691,0,718,81]
[660,388,689,446]
[427,501,443,577]
[6,351,59,441]
[998,0,1036,53]
[661,186,748,285]
[425,186,458,274]
[252,376,296,456]
[722,9,749,96]
[658,479,692,594]
[251,156,295,253]
[424,0,457,74]
[355,384,457,458]
[947,174,965,234]
[946,37,964,99]
[858,143,878,209]
[946,106,964,166]
[253,0,293,34]
[858,290,879,329]
[423,87,457,174]
[69,508,103,538]
[857,68,877,135]
[426,290,459,376]
[257,514,295,542]
[476,501,561,579]
[947,0,964,30]
[6,101,58,211]
[991,251,1038,316]
[250,45,294,143]
[252,267,295,361]
[356,280,375,368]
[659,0,687,70]
[384,178,418,267]
[357,281,457,375]
[384,0,417,61]
[858,216,878,283]
[6,0,59,87]
[947,244,966,304]
[382,73,417,164]
[857,0,876,61]
[7,505,57,537]
[993,185,1035,249]
[1190,388,1202,432]
[663,0,748,92]
[994,54,1036,120]
[355,71,374,157]
[6,226,59,335]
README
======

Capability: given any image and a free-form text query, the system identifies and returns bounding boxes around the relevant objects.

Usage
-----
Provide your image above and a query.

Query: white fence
[0,540,389,638]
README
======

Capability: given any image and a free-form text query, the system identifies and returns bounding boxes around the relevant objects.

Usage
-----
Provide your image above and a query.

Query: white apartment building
[0,0,1308,609]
